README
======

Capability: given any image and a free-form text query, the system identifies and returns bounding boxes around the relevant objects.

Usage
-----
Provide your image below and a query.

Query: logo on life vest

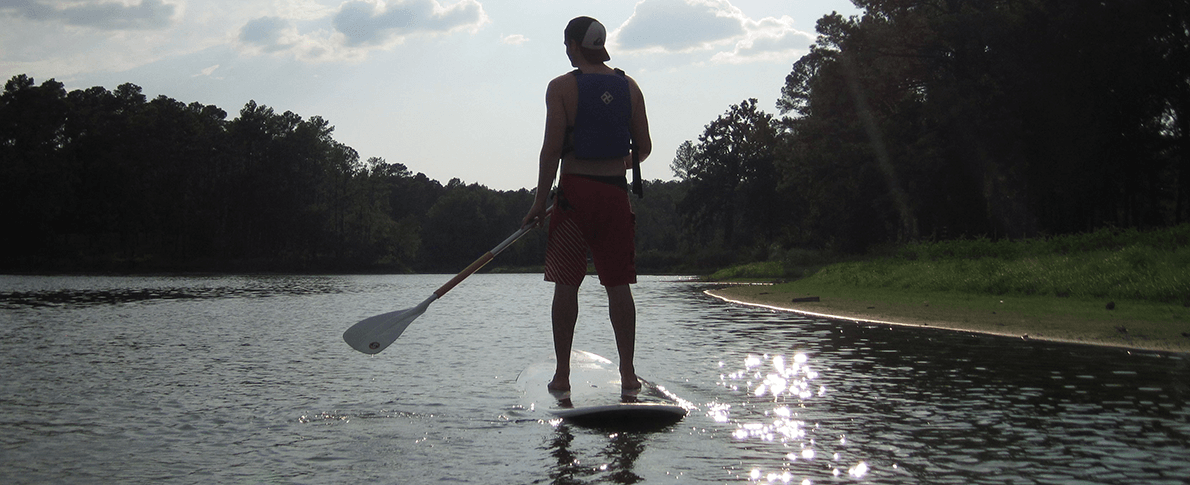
[601,91,614,105]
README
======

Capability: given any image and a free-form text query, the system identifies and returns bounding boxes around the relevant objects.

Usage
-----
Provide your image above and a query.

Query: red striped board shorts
[544,173,637,287]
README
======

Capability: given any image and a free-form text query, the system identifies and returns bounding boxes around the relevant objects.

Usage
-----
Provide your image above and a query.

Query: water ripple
[1,275,1187,484]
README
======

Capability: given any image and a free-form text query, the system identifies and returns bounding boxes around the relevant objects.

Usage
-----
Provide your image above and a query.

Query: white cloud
[273,0,334,21]
[0,0,180,30]
[711,15,815,64]
[615,0,743,53]
[239,16,293,53]
[0,0,491,79]
[332,0,487,47]
[613,0,813,64]
[501,33,527,46]
[194,64,220,77]
[231,0,490,63]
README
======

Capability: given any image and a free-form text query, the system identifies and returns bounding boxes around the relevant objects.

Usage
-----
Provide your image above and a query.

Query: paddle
[343,207,551,354]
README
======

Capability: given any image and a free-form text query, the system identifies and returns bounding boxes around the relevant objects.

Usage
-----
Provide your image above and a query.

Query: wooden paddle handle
[434,252,494,297]
[431,204,551,299]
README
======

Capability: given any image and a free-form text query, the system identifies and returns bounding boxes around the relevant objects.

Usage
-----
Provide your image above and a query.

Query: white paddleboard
[517,350,688,429]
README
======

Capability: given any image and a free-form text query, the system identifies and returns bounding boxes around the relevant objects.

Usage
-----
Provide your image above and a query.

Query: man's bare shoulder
[623,73,643,89]
[623,74,646,105]
[545,72,578,103]
[547,72,578,89]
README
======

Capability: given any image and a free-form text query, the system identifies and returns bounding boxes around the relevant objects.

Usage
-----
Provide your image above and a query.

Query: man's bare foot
[547,379,571,404]
[547,378,570,393]
[621,374,641,395]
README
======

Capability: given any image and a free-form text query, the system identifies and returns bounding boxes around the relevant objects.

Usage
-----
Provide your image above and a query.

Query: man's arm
[524,75,571,227]
[627,76,651,163]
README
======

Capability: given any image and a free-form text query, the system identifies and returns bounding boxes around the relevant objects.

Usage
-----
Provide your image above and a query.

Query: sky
[0,0,862,191]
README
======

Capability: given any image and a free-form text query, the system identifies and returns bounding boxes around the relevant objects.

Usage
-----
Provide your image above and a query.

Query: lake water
[1,274,1187,484]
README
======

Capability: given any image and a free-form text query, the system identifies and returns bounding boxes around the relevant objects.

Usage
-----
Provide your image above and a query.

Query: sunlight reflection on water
[714,352,870,484]
[2,275,1188,484]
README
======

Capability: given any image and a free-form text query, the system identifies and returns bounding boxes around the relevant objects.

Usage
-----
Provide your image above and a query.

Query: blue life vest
[570,69,632,159]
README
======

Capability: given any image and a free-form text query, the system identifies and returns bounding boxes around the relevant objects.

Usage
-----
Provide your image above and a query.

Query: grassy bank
[710,225,1190,353]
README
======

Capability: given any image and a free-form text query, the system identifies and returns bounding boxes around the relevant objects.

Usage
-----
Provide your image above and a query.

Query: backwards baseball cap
[565,16,610,63]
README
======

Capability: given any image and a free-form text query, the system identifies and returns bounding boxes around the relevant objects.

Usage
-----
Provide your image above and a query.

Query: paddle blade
[343,295,436,354]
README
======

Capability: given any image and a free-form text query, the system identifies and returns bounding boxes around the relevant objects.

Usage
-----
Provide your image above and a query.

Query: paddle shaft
[432,206,551,298]
[343,206,553,354]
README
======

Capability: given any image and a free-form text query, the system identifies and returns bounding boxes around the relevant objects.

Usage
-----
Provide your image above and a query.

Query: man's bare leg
[606,284,639,391]
[549,283,580,391]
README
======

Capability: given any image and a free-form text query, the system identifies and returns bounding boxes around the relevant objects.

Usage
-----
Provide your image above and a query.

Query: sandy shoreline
[705,286,1189,355]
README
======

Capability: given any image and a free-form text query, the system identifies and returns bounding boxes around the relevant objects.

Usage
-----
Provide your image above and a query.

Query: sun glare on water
[713,352,871,483]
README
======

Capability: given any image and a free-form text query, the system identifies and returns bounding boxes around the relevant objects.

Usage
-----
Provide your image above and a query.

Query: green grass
[709,225,1190,352]
[813,238,1190,305]
[709,248,834,281]
[709,261,796,280]
[715,225,1190,304]
[715,281,1190,352]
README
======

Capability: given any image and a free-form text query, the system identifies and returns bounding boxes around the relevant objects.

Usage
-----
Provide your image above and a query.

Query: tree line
[0,75,685,273]
[4,0,1187,273]
[675,0,1189,255]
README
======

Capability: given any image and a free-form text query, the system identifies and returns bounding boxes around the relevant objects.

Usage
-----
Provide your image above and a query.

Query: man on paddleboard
[522,16,652,395]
